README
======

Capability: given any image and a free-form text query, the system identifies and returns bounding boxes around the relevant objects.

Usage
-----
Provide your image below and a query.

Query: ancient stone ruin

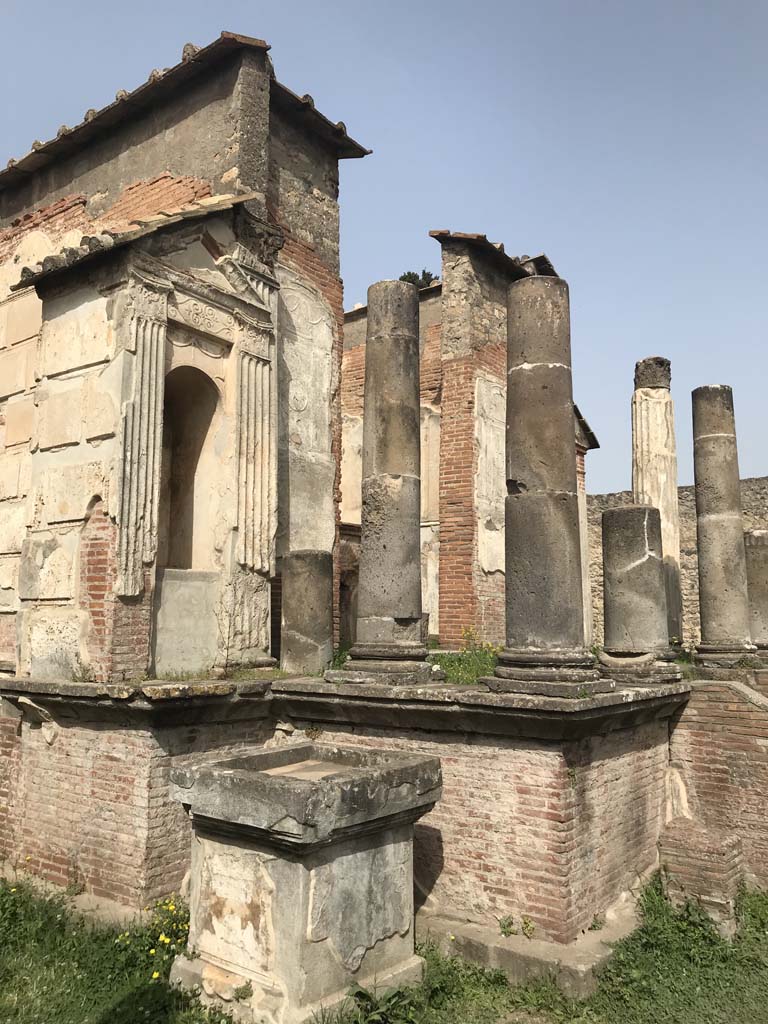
[0,28,767,1021]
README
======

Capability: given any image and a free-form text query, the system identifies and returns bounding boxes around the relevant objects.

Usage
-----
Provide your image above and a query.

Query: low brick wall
[0,706,271,905]
[588,476,768,646]
[272,713,671,944]
[670,680,768,888]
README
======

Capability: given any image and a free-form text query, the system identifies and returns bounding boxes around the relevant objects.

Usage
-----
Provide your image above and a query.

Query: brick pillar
[437,358,477,647]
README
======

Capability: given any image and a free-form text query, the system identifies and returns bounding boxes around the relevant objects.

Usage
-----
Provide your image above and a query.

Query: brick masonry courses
[588,477,768,647]
[0,680,685,946]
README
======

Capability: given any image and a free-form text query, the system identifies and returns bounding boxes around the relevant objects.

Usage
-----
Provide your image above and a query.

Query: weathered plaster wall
[268,105,345,649]
[588,477,768,646]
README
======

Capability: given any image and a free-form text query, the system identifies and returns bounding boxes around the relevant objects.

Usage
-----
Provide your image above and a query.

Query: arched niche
[157,365,220,571]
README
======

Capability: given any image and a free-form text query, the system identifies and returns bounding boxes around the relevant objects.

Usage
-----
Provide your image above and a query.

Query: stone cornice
[0,675,692,739]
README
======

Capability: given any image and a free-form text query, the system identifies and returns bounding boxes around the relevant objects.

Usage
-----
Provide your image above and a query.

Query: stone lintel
[272,678,691,741]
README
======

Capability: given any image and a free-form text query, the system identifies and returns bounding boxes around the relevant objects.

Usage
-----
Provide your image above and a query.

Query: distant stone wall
[588,476,768,646]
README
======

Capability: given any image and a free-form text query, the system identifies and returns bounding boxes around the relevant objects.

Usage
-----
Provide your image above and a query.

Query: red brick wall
[438,358,478,647]
[79,501,152,683]
[274,717,670,943]
[670,681,768,886]
[0,712,272,905]
[0,707,20,862]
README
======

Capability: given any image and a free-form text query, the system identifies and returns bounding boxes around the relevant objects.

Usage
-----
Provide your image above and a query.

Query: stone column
[486,276,605,697]
[599,505,680,683]
[692,385,755,665]
[744,530,768,653]
[327,281,435,685]
[632,356,683,644]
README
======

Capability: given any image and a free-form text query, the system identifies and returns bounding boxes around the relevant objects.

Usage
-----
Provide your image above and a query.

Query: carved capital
[234,208,285,268]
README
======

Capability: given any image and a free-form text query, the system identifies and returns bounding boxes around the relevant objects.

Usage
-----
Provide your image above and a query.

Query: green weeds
[428,628,500,685]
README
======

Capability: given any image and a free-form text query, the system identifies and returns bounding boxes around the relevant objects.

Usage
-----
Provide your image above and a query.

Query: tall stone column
[327,280,436,685]
[486,276,605,697]
[599,505,680,683]
[744,530,768,653]
[632,356,682,644]
[692,385,755,665]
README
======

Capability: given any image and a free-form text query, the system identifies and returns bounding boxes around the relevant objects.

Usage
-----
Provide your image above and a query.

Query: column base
[597,650,682,686]
[694,642,759,669]
[326,645,445,686]
[483,648,611,698]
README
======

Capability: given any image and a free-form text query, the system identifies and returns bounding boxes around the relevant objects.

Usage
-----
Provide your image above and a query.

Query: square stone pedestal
[170,742,442,1024]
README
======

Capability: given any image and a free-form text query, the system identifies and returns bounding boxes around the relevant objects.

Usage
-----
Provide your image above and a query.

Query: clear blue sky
[2,1,765,492]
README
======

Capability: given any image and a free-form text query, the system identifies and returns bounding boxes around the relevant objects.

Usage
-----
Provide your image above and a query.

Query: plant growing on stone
[520,916,535,940]
[497,914,517,937]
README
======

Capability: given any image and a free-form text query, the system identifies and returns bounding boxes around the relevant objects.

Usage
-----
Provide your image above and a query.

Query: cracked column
[599,505,680,683]
[692,385,755,666]
[744,530,768,654]
[327,280,436,685]
[486,275,606,697]
[632,356,683,644]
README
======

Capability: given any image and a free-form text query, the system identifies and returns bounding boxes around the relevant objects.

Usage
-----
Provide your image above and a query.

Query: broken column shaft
[328,280,434,685]
[600,505,680,683]
[692,385,755,665]
[487,275,605,697]
[632,356,683,644]
[744,530,768,653]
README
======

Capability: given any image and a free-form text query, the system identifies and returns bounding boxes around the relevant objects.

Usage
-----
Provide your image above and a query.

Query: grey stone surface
[171,741,439,1023]
[335,280,428,684]
[588,476,768,647]
[280,550,334,674]
[418,889,640,999]
[356,281,422,644]
[692,386,755,663]
[745,530,768,649]
[152,569,220,676]
[171,741,441,846]
[495,275,598,692]
[602,506,673,662]
[634,356,671,390]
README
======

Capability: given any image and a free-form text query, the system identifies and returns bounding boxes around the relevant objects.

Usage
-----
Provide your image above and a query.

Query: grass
[322,878,768,1024]
[0,884,231,1024]
[3,877,768,1024]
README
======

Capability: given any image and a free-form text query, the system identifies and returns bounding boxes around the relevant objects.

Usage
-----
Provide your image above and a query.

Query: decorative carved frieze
[116,273,170,596]
[167,294,237,343]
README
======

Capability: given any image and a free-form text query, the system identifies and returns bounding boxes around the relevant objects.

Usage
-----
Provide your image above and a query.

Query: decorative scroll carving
[167,294,236,342]
[116,274,169,596]
[236,346,276,575]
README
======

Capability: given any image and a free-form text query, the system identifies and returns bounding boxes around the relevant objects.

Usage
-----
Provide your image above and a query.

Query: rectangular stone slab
[171,741,441,849]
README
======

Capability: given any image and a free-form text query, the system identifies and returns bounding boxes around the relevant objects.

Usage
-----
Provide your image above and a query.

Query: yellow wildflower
[149,948,156,955]
[152,971,160,980]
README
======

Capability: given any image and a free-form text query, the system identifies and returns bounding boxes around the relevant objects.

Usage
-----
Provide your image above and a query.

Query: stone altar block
[170,742,442,1023]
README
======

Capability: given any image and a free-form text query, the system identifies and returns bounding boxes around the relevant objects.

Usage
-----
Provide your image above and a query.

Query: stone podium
[170,742,441,1024]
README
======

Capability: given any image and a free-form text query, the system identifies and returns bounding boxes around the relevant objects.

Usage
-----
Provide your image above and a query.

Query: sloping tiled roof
[11,190,261,291]
[0,32,369,193]
[429,230,558,279]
